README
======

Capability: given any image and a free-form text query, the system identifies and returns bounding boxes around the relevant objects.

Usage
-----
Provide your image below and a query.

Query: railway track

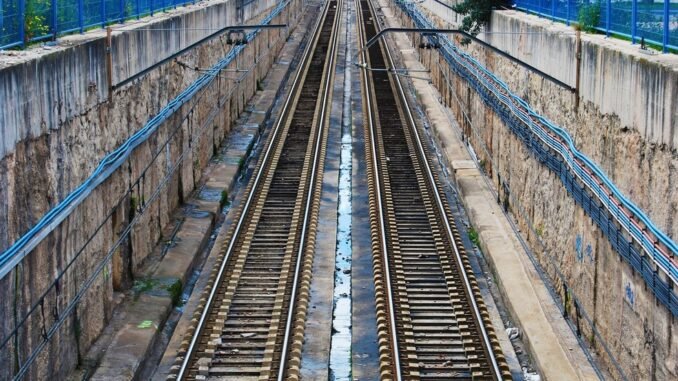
[356,0,511,379]
[169,1,340,379]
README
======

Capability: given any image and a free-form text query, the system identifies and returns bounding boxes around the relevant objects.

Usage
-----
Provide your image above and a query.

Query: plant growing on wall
[24,0,50,42]
[452,0,508,36]
[576,1,601,33]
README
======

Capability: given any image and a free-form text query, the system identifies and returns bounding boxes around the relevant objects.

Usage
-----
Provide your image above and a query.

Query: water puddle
[329,134,352,380]
[329,5,353,377]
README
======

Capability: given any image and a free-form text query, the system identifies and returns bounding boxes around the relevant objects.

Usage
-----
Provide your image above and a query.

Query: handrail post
[19,0,26,45]
[51,0,58,40]
[606,0,611,37]
[78,0,84,33]
[101,0,106,27]
[566,0,570,26]
[631,0,637,44]
[662,0,669,53]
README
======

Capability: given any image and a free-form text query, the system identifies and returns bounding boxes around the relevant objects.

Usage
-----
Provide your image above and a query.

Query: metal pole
[551,0,556,21]
[662,0,669,53]
[51,0,58,40]
[78,0,84,33]
[566,0,570,26]
[606,0,611,37]
[19,0,25,46]
[575,28,581,110]
[101,0,106,28]
[105,26,113,100]
[631,0,637,44]
[354,27,576,92]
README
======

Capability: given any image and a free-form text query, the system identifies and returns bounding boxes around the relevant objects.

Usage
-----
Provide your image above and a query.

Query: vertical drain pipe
[574,29,581,111]
[106,27,114,101]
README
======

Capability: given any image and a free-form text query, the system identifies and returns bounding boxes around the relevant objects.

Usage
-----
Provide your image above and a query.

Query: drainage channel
[329,1,353,378]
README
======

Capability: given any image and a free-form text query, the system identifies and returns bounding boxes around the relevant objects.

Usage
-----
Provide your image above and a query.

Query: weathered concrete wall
[0,0,302,379]
[394,3,677,381]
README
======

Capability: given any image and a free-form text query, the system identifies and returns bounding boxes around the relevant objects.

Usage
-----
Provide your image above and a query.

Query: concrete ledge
[154,215,214,286]
[90,294,173,381]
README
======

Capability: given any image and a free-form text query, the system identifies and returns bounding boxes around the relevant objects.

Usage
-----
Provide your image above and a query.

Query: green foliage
[220,190,230,208]
[24,0,50,42]
[166,279,183,307]
[452,0,508,37]
[130,195,139,220]
[468,226,480,247]
[577,2,601,33]
[535,223,544,238]
[133,278,157,294]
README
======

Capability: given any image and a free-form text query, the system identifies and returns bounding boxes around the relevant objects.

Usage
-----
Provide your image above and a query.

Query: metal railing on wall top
[0,0,200,50]
[514,0,677,53]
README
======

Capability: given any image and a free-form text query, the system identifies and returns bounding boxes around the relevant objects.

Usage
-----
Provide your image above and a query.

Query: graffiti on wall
[575,234,594,264]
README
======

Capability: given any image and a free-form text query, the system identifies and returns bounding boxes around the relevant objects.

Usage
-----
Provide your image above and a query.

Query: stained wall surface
[395,3,677,380]
[0,0,302,378]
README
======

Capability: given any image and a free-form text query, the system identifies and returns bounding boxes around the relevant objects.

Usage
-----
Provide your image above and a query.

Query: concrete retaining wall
[394,3,677,380]
[0,0,302,379]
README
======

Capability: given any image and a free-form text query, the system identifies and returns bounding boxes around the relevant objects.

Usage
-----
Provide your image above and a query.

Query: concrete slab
[90,294,172,381]
[349,2,380,376]
[299,0,348,377]
[451,160,477,170]
[153,215,213,285]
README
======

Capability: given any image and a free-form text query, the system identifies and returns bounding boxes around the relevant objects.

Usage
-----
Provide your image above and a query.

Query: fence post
[119,0,124,22]
[19,0,25,46]
[78,0,84,33]
[551,0,556,21]
[151,0,154,16]
[101,0,106,27]
[136,0,140,19]
[662,0,669,53]
[51,0,58,40]
[631,0,637,44]
[566,0,570,26]
[606,0,611,37]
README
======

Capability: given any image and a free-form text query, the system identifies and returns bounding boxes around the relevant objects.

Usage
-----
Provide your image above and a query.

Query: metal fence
[0,0,199,49]
[514,0,678,52]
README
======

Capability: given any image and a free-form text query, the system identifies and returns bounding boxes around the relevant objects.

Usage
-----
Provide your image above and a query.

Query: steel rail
[355,0,403,378]
[174,2,331,378]
[276,0,342,378]
[363,0,504,377]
